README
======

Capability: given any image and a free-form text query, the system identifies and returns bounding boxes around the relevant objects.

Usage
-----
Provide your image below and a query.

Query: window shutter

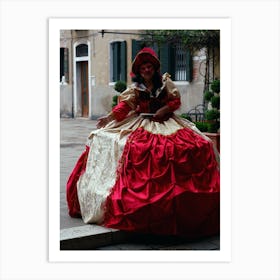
[64,48,69,82]
[169,45,176,79]
[112,43,118,82]
[132,39,142,61]
[60,48,64,82]
[159,43,170,75]
[120,41,127,82]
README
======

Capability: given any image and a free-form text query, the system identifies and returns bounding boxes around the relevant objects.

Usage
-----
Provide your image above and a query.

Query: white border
[1,0,279,279]
[49,18,232,262]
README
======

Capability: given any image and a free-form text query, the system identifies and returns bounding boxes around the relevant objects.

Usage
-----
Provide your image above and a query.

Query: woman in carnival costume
[66,47,220,238]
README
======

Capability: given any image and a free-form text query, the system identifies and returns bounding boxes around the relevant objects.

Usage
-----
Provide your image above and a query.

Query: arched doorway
[74,42,91,118]
[78,60,88,117]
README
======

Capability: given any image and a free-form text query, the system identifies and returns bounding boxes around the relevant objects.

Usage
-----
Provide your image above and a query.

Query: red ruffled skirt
[66,116,220,238]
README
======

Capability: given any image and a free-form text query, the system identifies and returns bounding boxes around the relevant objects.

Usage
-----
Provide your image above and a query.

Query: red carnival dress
[66,73,220,238]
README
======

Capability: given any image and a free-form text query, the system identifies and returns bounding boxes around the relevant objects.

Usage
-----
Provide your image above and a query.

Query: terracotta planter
[204,132,220,152]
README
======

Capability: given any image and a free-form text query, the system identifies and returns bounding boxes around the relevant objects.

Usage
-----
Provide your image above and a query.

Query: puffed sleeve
[118,87,137,110]
[162,73,181,111]
[110,87,137,122]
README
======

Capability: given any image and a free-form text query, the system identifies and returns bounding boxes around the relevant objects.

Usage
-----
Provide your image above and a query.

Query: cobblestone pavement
[60,118,96,229]
[60,117,220,250]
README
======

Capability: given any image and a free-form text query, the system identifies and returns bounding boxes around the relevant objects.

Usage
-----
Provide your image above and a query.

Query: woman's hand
[153,106,171,121]
[96,114,114,129]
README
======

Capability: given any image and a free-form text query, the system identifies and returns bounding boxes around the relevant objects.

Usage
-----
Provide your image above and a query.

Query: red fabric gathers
[112,101,132,122]
[66,145,89,217]
[167,98,181,111]
[103,127,220,238]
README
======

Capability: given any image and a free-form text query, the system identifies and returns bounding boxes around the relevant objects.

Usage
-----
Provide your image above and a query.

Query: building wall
[89,30,142,117]
[60,85,72,118]
[60,30,73,117]
[176,49,207,115]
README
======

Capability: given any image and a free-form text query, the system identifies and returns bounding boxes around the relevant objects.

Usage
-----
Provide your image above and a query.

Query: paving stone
[95,244,124,250]
[186,240,219,250]
[116,243,153,250]
[157,244,193,250]
[208,237,220,249]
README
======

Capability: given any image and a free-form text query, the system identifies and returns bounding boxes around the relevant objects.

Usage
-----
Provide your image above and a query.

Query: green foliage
[210,95,220,109]
[204,79,220,132]
[114,80,127,93]
[112,95,118,108]
[210,79,220,93]
[112,95,118,103]
[194,122,208,132]
[112,81,127,108]
[144,30,220,54]
[180,113,192,121]
[204,90,214,102]
[205,109,220,121]
[207,122,220,133]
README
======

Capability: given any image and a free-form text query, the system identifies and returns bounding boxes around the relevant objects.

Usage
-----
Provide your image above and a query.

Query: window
[60,47,69,82]
[76,44,88,57]
[110,41,127,82]
[131,39,158,62]
[174,44,188,81]
[159,43,192,82]
[131,40,192,82]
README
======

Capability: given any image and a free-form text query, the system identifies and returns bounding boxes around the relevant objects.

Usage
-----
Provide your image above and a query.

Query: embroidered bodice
[111,73,181,121]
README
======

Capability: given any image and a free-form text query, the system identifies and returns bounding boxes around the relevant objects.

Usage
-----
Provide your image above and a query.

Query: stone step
[60,224,131,250]
[60,224,220,250]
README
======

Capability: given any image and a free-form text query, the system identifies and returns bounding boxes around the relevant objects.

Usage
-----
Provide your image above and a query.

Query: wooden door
[80,61,89,117]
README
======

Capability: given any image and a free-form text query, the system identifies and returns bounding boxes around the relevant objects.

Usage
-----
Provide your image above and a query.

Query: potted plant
[112,80,127,108]
[204,79,220,151]
[194,121,208,132]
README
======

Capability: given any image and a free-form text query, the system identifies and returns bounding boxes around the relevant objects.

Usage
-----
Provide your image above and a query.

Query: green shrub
[203,79,220,133]
[210,79,220,93]
[114,80,127,93]
[204,90,214,101]
[112,81,126,108]
[207,122,220,133]
[205,109,220,121]
[210,95,220,109]
[112,95,118,108]
[195,122,208,132]
[180,113,192,121]
[112,95,118,103]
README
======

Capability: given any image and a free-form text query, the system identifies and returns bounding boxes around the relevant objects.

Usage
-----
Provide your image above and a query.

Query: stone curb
[60,225,131,250]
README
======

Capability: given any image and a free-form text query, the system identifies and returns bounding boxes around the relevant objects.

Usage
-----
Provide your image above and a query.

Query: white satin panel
[77,125,132,223]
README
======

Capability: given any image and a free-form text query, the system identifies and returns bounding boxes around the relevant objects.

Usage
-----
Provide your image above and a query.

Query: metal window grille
[175,44,187,81]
